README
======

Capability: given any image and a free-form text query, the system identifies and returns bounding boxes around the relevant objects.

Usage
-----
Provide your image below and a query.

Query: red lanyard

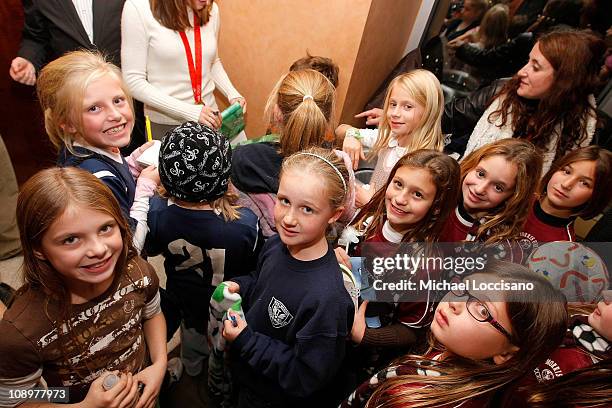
[179,14,203,104]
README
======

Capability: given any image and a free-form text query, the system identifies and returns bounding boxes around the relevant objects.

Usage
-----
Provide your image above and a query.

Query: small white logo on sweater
[268,297,293,328]
[533,358,562,383]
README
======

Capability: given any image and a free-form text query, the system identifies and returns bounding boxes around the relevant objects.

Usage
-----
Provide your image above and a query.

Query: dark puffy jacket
[442,79,508,156]
[455,33,535,85]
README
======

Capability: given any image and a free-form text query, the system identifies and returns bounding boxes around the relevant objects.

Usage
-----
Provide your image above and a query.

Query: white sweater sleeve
[130,176,157,254]
[209,7,241,101]
[121,0,202,122]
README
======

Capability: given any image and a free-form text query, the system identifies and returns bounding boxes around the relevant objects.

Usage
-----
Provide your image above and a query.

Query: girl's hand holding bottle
[224,281,240,294]
[222,309,247,342]
[81,371,139,408]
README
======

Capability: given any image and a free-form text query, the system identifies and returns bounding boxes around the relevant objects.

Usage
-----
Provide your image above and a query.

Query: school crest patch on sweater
[268,297,293,328]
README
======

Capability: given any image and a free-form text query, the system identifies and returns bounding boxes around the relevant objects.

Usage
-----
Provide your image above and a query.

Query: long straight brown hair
[16,167,136,323]
[354,149,460,243]
[460,139,542,243]
[150,0,213,31]
[490,30,605,162]
[540,145,612,219]
[366,261,568,408]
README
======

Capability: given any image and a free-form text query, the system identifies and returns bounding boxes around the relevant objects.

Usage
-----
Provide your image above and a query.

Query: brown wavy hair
[490,29,605,162]
[16,167,136,322]
[540,145,612,219]
[460,139,542,243]
[354,149,460,243]
[366,261,568,408]
[150,0,213,31]
[289,52,339,88]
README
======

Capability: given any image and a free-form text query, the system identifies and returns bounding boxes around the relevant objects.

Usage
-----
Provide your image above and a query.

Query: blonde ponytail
[265,69,336,157]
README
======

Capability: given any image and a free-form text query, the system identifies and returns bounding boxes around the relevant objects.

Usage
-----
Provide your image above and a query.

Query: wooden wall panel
[340,0,423,127]
[217,0,372,137]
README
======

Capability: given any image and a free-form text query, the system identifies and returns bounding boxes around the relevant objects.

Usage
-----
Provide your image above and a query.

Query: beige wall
[216,0,372,137]
[341,0,423,127]
[216,0,422,137]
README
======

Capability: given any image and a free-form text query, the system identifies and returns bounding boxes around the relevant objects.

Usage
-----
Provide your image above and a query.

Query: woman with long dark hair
[444,29,606,174]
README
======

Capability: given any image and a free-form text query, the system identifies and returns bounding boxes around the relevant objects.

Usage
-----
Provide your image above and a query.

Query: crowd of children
[0,21,611,408]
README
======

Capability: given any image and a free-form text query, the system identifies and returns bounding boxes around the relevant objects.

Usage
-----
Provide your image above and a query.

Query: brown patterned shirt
[0,256,160,404]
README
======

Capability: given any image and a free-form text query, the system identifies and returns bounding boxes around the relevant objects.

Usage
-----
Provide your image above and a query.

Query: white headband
[294,152,347,193]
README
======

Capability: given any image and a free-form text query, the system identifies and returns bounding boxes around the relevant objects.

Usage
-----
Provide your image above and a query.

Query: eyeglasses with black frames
[449,280,514,342]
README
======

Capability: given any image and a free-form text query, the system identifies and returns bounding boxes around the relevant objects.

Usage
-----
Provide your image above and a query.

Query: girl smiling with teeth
[440,139,542,261]
[37,50,159,252]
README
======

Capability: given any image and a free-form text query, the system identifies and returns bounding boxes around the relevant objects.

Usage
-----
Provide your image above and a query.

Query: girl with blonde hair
[223,147,356,407]
[36,50,159,252]
[337,69,445,206]
[231,69,355,236]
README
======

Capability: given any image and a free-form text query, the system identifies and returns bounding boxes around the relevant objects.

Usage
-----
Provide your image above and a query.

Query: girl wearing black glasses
[341,260,567,408]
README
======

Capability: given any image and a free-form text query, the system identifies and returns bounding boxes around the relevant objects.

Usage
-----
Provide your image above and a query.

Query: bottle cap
[102,373,120,391]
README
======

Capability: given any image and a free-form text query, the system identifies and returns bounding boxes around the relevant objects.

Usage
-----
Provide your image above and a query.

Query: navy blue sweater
[231,235,355,404]
[145,197,262,283]
[58,146,136,227]
[145,197,262,331]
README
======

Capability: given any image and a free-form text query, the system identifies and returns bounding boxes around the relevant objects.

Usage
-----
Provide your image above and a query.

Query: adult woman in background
[444,29,605,174]
[121,0,245,137]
